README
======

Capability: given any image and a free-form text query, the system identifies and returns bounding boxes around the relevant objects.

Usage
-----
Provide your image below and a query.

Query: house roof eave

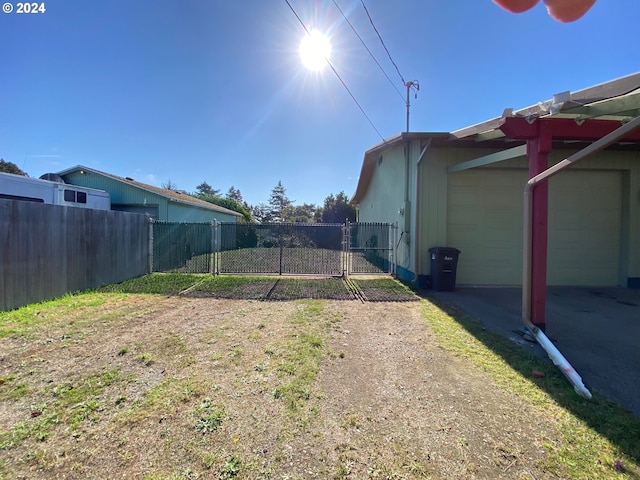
[57,165,242,217]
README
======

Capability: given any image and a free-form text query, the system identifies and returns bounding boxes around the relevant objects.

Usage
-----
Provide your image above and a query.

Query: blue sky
[1,0,638,207]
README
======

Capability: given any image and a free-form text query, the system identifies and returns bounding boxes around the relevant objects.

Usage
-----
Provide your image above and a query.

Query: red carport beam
[500,117,553,331]
[527,123,552,331]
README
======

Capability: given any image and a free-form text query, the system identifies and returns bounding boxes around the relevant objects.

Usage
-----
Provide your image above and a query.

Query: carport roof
[351,72,640,204]
[451,71,640,143]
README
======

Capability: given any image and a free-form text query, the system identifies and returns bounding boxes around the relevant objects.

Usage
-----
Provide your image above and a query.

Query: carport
[450,72,640,331]
[447,72,640,396]
[428,286,640,418]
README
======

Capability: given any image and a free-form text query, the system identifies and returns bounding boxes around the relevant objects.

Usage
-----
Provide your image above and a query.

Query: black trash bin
[429,247,460,291]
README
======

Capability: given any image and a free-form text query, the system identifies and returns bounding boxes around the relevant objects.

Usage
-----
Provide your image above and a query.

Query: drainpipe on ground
[523,114,640,399]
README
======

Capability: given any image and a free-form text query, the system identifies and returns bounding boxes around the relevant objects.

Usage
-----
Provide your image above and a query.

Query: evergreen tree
[251,202,272,224]
[226,186,243,204]
[268,180,293,222]
[195,181,220,197]
[319,191,356,223]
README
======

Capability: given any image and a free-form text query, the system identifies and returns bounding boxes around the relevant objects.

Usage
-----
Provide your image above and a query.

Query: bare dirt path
[1,296,560,479]
[308,301,554,479]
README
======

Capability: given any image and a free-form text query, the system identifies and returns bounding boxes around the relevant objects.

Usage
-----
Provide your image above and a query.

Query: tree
[251,202,272,224]
[268,181,293,222]
[162,178,178,190]
[226,186,244,204]
[282,203,317,223]
[0,159,27,176]
[319,191,356,223]
[193,193,253,222]
[196,181,220,197]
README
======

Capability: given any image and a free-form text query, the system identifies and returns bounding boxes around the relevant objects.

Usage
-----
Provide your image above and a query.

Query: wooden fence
[0,199,149,311]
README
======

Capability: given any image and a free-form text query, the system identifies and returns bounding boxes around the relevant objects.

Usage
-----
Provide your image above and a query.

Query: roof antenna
[405,80,419,132]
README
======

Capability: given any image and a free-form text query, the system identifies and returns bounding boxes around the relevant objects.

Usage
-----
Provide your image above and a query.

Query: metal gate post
[148,216,154,273]
[342,222,348,277]
[392,222,398,277]
[209,221,215,275]
[278,224,284,275]
[214,220,221,275]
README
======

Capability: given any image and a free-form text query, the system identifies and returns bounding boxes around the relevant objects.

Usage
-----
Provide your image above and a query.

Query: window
[63,189,88,203]
[64,189,75,202]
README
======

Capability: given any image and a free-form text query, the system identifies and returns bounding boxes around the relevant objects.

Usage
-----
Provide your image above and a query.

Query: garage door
[548,170,621,286]
[446,168,621,286]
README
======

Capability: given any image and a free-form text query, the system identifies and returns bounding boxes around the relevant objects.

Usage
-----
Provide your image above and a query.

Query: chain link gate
[215,222,344,275]
[345,222,395,274]
[150,221,395,276]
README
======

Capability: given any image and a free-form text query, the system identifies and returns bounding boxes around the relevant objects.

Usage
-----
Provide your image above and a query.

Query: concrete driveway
[425,286,640,419]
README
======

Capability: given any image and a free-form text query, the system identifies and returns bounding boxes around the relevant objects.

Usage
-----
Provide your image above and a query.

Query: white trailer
[0,171,111,210]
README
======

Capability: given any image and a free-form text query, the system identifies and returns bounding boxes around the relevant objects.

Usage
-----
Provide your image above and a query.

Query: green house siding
[357,142,640,287]
[420,148,640,287]
[357,142,416,276]
[60,168,240,223]
[62,171,171,218]
[167,201,238,223]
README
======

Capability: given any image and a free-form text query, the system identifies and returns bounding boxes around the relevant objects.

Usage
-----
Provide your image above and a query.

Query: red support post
[527,121,552,332]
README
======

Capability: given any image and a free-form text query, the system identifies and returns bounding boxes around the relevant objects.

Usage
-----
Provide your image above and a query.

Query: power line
[359,0,405,85]
[330,0,405,103]
[360,0,420,131]
[283,0,386,142]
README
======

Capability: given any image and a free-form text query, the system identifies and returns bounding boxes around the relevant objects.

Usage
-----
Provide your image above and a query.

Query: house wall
[62,171,239,223]
[418,147,640,287]
[356,141,417,281]
[167,201,239,223]
[62,171,168,218]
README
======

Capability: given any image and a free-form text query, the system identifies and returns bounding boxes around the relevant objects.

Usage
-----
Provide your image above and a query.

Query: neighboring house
[56,165,242,223]
[0,171,110,210]
[351,73,640,290]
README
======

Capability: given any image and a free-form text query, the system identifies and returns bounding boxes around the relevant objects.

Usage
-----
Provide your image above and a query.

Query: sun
[299,30,331,71]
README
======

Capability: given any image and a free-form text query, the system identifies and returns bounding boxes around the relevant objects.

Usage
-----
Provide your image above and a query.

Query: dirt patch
[1,295,557,479]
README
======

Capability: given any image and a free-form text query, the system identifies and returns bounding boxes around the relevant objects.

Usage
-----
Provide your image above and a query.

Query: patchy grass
[0,294,111,339]
[422,298,640,479]
[98,272,204,295]
[1,273,638,479]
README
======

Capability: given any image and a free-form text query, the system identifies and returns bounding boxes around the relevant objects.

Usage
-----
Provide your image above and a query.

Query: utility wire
[330,0,405,103]
[284,0,386,142]
[359,0,406,86]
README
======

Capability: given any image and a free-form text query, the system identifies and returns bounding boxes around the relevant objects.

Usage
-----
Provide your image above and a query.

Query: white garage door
[446,168,621,286]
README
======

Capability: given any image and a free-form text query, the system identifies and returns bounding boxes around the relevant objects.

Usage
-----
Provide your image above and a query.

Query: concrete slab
[425,286,640,419]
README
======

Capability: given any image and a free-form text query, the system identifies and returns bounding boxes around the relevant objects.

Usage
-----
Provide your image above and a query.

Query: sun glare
[299,30,331,71]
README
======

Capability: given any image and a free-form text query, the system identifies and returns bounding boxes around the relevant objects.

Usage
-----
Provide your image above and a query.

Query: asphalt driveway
[424,286,640,419]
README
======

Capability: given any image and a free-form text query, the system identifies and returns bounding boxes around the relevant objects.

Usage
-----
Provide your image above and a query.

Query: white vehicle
[0,171,111,210]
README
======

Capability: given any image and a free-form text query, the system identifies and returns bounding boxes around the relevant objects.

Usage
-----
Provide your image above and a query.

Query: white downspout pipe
[414,139,431,283]
[523,115,640,399]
